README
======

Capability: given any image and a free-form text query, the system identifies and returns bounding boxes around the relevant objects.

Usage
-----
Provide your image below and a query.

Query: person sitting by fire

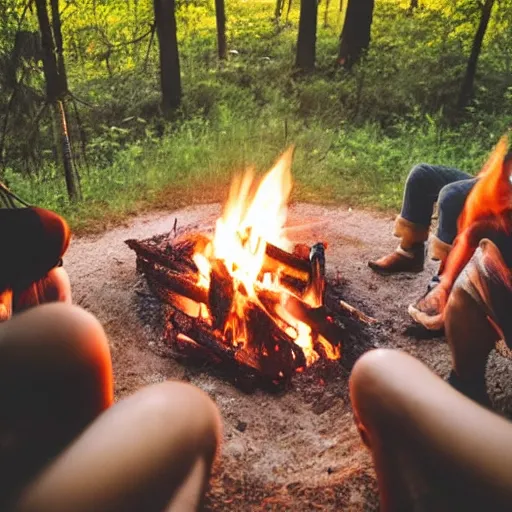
[368,136,512,330]
[0,185,222,510]
[0,303,222,511]
[0,182,72,321]
[350,238,512,510]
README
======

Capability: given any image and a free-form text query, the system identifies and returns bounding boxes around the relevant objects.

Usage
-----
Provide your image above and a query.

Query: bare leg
[350,349,512,512]
[0,304,113,505]
[13,267,72,314]
[37,267,72,304]
[445,238,511,404]
[445,286,498,396]
[16,381,222,512]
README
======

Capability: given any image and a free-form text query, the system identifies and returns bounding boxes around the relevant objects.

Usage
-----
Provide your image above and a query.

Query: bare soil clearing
[66,203,512,511]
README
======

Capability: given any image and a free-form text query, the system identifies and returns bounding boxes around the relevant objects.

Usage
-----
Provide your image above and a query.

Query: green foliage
[1,0,512,233]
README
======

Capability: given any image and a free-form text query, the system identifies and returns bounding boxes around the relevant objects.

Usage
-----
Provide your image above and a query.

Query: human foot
[408,283,448,330]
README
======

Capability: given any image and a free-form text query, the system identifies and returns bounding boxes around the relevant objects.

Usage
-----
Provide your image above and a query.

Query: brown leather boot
[368,244,425,274]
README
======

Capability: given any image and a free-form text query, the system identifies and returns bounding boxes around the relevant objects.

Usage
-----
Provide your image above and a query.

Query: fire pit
[127,148,375,387]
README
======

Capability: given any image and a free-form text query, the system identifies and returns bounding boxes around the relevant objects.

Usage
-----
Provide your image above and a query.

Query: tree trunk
[215,0,227,59]
[153,0,181,113]
[50,0,68,95]
[35,0,81,202]
[408,0,418,12]
[285,0,293,22]
[53,100,81,202]
[295,0,318,72]
[338,0,374,69]
[34,0,60,103]
[275,0,285,20]
[324,0,330,28]
[337,0,343,25]
[457,0,496,110]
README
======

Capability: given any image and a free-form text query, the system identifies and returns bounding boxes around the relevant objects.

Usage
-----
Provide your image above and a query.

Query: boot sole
[368,262,424,275]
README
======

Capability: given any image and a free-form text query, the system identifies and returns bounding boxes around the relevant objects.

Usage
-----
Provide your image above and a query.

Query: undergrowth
[2,0,512,234]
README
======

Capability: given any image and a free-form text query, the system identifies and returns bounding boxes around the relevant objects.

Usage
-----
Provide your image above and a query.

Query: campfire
[127,148,371,385]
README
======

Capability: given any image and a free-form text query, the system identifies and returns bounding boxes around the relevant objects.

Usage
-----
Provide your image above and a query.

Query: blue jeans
[402,164,512,288]
[401,164,477,245]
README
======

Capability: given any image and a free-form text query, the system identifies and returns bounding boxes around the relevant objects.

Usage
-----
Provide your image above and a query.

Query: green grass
[5,114,502,235]
[3,0,512,234]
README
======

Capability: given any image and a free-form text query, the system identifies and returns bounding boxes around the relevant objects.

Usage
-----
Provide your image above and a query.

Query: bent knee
[438,182,467,213]
[135,381,221,454]
[33,207,71,257]
[41,303,108,358]
[40,267,72,304]
[2,304,110,373]
[350,349,423,424]
[351,349,404,401]
[406,164,435,189]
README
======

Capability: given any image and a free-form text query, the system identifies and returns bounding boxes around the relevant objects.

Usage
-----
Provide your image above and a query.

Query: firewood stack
[126,232,349,385]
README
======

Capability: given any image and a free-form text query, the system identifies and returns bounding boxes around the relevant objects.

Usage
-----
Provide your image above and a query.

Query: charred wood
[126,238,197,274]
[264,241,311,281]
[208,258,234,330]
[304,242,326,307]
[139,260,208,305]
[244,303,306,379]
[284,296,345,351]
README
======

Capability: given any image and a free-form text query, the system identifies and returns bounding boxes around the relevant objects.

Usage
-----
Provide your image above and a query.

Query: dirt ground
[65,203,512,511]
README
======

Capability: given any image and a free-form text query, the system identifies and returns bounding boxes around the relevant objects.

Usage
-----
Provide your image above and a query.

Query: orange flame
[458,135,512,233]
[192,147,340,366]
[441,135,512,290]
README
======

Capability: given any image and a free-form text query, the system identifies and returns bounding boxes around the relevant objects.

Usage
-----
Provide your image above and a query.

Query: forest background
[1,0,510,233]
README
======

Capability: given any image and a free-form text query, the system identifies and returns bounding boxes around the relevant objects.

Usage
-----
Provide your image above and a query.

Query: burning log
[129,234,345,382]
[170,311,262,380]
[170,306,305,382]
[126,148,374,387]
[284,295,344,351]
[304,242,326,307]
[126,238,197,275]
[263,242,311,282]
[208,258,234,330]
[244,303,307,379]
[138,260,208,305]
[128,235,312,283]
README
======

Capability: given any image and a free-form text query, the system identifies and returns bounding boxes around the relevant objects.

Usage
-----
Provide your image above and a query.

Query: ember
[127,148,355,385]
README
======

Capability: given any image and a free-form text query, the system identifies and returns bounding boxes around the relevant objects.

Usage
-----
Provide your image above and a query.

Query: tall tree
[275,0,285,20]
[457,0,496,110]
[154,0,181,113]
[35,0,81,202]
[323,0,331,28]
[285,0,293,23]
[295,0,318,72]
[338,0,374,69]
[337,0,343,25]
[215,0,227,59]
[50,0,67,93]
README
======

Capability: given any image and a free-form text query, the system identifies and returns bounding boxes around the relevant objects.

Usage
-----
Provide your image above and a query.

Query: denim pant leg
[401,164,473,228]
[436,178,478,245]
